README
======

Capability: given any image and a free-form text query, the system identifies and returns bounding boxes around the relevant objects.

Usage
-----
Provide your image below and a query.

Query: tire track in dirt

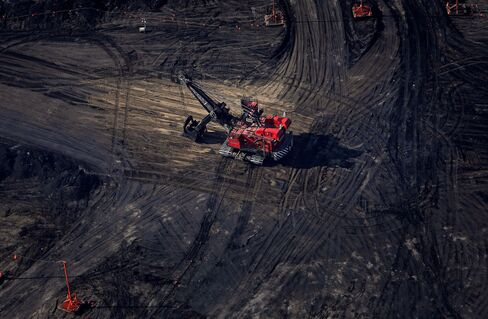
[172,164,265,313]
[83,35,132,180]
[0,32,128,172]
[148,158,232,315]
[3,1,488,317]
[218,2,359,312]
[219,1,452,315]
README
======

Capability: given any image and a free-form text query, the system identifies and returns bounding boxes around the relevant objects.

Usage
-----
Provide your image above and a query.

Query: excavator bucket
[183,115,205,141]
[177,72,190,85]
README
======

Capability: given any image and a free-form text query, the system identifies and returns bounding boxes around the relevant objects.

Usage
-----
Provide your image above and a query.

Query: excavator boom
[178,74,236,140]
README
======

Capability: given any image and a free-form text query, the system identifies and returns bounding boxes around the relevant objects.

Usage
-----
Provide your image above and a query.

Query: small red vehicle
[352,1,373,19]
[445,1,480,15]
[264,0,285,27]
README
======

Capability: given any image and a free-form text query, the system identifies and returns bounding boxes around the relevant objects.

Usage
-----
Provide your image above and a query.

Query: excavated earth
[1,0,488,318]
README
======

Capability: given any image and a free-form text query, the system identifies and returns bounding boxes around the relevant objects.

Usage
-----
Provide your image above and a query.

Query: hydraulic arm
[179,74,236,141]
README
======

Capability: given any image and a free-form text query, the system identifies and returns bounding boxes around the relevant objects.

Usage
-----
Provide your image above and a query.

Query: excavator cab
[241,97,263,124]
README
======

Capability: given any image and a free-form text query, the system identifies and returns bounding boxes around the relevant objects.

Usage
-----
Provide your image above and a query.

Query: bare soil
[1,0,488,318]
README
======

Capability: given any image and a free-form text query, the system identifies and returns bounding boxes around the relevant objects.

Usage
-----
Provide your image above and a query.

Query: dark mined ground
[1,0,488,318]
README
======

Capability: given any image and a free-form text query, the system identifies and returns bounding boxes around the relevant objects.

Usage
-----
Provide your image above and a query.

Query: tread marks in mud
[227,165,263,250]
[429,9,488,318]
[241,0,371,287]
[0,32,135,179]
[149,158,230,313]
[186,165,264,311]
[0,32,134,179]
[232,1,464,315]
[2,1,488,317]
[0,33,47,54]
[149,161,263,315]
[370,2,470,317]
[87,35,133,181]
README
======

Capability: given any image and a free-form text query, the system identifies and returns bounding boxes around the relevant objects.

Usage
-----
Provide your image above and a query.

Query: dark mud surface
[1,0,488,318]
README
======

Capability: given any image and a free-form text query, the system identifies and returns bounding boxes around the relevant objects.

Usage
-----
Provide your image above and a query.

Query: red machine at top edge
[352,0,373,18]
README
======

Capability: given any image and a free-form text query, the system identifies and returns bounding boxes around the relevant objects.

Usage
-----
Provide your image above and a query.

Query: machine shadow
[199,131,361,169]
[200,131,229,145]
[279,133,362,169]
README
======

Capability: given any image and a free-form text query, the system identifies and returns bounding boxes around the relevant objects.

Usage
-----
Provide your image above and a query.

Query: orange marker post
[58,261,82,313]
